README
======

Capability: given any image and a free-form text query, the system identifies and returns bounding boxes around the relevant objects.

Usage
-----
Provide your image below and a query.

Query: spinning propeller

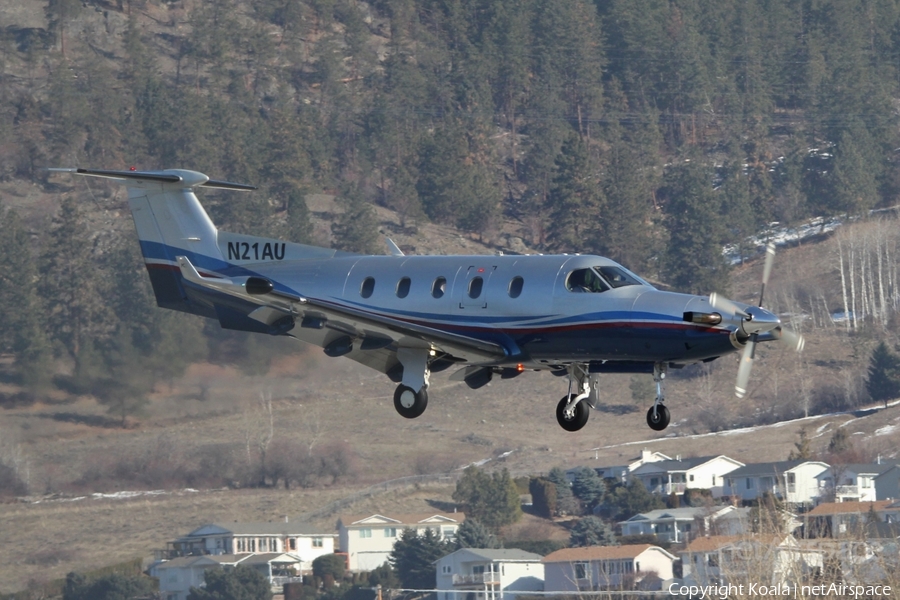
[709,243,805,398]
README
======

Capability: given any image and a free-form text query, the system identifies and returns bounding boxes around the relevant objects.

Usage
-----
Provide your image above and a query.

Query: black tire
[646,404,670,431]
[393,385,428,419]
[556,395,589,432]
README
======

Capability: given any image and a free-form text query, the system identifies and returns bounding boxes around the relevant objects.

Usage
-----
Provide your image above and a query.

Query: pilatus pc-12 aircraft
[52,168,805,432]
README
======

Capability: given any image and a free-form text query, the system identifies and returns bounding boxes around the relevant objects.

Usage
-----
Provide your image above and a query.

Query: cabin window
[432,277,447,298]
[396,277,411,298]
[508,276,524,298]
[468,277,484,299]
[566,268,609,293]
[360,277,375,298]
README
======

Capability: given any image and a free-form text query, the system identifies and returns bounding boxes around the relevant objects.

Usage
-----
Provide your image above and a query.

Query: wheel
[646,404,670,431]
[393,384,428,419]
[556,395,589,432]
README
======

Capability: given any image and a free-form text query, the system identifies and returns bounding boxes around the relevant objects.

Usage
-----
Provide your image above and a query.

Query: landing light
[683,311,722,325]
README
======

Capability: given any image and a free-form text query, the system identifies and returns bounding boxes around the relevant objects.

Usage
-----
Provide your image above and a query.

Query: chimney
[676,454,682,461]
[284,515,289,523]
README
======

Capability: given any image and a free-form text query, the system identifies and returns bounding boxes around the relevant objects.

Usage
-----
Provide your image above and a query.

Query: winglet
[386,238,405,257]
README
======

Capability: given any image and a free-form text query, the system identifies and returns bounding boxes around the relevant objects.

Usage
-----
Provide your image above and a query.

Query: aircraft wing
[175,256,508,366]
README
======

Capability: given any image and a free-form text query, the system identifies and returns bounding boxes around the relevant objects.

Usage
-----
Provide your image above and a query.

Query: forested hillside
[2,0,900,429]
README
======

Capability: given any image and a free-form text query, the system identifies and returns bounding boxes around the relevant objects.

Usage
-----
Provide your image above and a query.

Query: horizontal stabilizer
[47,168,256,190]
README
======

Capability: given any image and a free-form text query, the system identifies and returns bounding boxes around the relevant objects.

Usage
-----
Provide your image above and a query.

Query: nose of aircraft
[739,305,781,338]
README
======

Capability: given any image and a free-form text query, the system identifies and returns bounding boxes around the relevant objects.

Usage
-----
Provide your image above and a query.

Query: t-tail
[48,168,337,321]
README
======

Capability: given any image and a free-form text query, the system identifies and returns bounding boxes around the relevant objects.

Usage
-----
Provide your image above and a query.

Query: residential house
[681,535,822,587]
[800,522,900,585]
[150,553,302,600]
[166,521,334,567]
[435,548,544,600]
[806,501,900,537]
[822,463,894,502]
[618,506,749,544]
[542,545,675,591]
[874,465,900,501]
[723,461,830,506]
[337,512,465,571]
[575,450,673,484]
[630,455,744,498]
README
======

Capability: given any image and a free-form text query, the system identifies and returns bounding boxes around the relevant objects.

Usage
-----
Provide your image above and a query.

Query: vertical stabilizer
[50,168,255,314]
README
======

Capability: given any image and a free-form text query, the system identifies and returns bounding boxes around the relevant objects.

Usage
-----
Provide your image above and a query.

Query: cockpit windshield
[596,266,642,288]
[566,266,644,293]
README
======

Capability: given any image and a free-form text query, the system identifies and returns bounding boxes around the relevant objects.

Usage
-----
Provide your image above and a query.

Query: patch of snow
[875,425,897,436]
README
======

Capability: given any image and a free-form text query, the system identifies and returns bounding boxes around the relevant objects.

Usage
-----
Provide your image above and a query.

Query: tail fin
[50,168,255,315]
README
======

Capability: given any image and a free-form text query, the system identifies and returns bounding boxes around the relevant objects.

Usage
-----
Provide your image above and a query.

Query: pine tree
[546,133,605,252]
[331,183,381,255]
[187,566,273,600]
[571,466,605,509]
[788,428,813,461]
[455,519,500,549]
[866,341,900,407]
[389,528,451,589]
[569,516,618,547]
[662,155,730,294]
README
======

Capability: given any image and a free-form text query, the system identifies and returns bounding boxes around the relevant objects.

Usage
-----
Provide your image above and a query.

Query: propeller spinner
[709,243,805,398]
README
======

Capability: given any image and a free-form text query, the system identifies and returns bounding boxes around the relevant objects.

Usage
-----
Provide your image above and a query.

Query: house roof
[874,465,900,479]
[440,548,544,563]
[155,555,249,569]
[185,522,332,537]
[725,461,828,478]
[831,464,895,476]
[239,553,302,565]
[681,535,790,554]
[337,513,465,527]
[620,507,713,523]
[543,544,674,562]
[807,501,895,516]
[632,455,742,474]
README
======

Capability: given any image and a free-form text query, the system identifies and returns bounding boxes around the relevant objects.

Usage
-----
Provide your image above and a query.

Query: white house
[875,465,900,501]
[823,464,893,502]
[150,553,303,600]
[618,506,748,543]
[167,521,335,567]
[542,545,675,591]
[631,455,744,498]
[151,555,247,600]
[806,501,900,536]
[723,460,829,506]
[576,450,673,484]
[337,512,465,571]
[435,548,544,600]
[680,535,821,587]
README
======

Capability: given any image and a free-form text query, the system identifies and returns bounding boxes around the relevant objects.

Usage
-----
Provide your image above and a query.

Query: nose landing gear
[646,363,670,431]
[555,364,599,432]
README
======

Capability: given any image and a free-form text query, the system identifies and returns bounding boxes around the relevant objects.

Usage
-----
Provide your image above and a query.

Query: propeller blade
[709,292,750,319]
[775,327,806,353]
[758,243,776,307]
[734,340,756,399]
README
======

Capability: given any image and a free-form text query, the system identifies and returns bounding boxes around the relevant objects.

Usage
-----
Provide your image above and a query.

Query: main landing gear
[646,363,670,431]
[392,347,431,419]
[555,364,599,432]
[553,362,672,432]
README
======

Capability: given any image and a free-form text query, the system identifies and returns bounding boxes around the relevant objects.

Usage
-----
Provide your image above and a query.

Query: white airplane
[51,168,804,432]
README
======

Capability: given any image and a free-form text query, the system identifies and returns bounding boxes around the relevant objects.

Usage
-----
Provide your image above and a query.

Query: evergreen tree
[570,466,605,510]
[605,479,664,521]
[528,477,558,519]
[569,516,618,547]
[188,565,273,600]
[313,554,346,581]
[827,428,850,455]
[662,156,730,294]
[866,341,900,407]
[0,207,51,388]
[63,572,157,600]
[38,197,112,363]
[389,528,452,589]
[788,428,813,461]
[452,466,522,529]
[546,133,605,253]
[331,183,381,255]
[455,519,500,549]
[547,466,579,515]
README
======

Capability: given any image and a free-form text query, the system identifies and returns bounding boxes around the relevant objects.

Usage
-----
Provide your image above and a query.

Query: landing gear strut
[646,362,670,431]
[555,364,599,432]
